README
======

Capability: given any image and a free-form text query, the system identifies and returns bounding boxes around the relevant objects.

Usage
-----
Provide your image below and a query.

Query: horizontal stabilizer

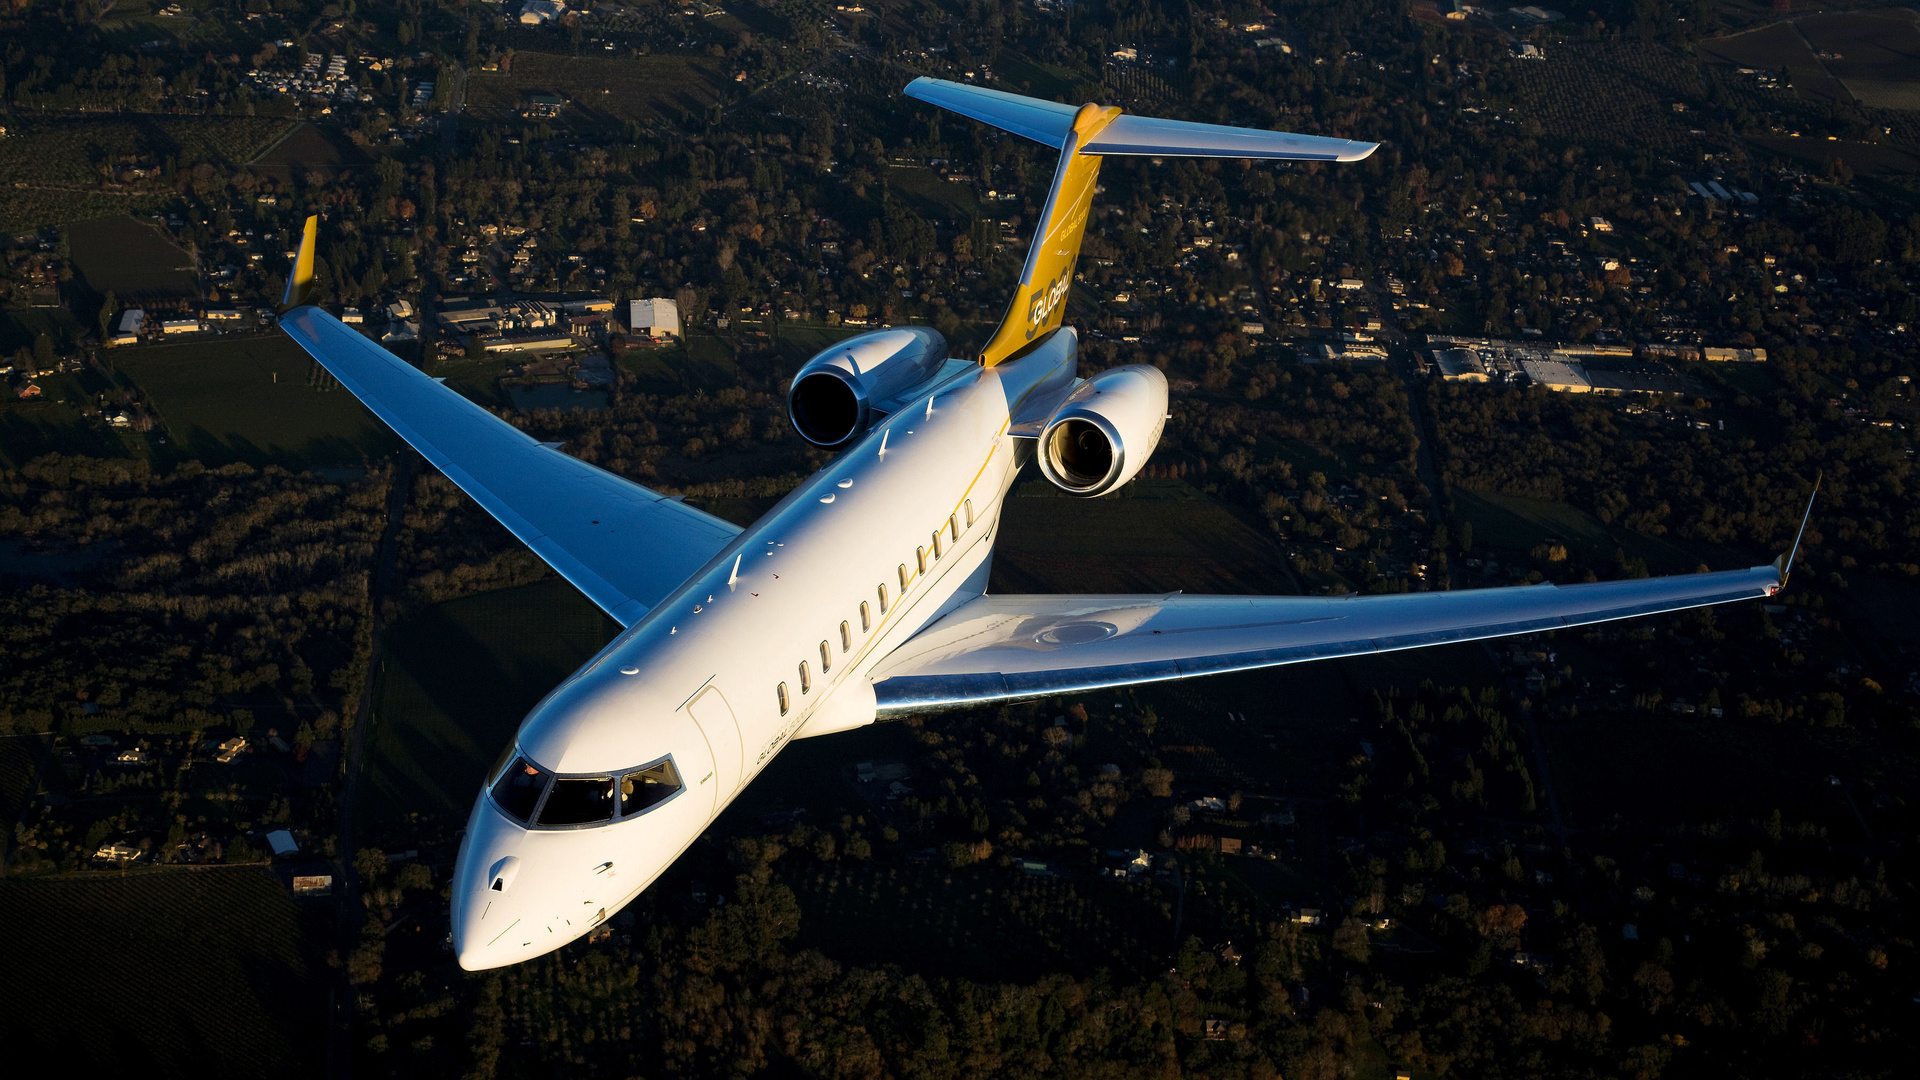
[1083,113,1376,161]
[902,77,1376,161]
[903,78,1081,148]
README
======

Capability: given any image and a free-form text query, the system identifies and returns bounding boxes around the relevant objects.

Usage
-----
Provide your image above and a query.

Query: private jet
[275,78,1810,969]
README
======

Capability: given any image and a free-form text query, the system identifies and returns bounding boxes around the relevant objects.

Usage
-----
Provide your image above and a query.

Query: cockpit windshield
[491,757,550,824]
[540,777,616,826]
[621,759,682,816]
[486,749,685,828]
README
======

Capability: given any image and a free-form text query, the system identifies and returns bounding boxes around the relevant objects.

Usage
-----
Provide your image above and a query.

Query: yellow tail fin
[978,103,1119,367]
[281,215,318,310]
[904,76,1375,367]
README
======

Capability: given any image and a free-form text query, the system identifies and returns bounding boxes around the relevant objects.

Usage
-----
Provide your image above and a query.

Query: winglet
[1772,472,1821,588]
[281,215,318,310]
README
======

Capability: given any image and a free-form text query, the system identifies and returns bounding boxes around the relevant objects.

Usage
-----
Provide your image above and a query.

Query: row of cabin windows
[778,499,977,716]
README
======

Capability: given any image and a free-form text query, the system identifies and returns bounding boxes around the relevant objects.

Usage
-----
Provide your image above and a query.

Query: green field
[116,335,402,465]
[991,477,1299,595]
[1702,21,1854,106]
[1453,488,1738,574]
[0,868,327,1079]
[361,577,619,827]
[0,372,135,468]
[466,52,727,127]
[67,214,200,302]
[249,122,372,172]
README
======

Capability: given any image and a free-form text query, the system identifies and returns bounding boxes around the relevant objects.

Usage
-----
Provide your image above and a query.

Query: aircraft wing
[869,564,1783,714]
[279,306,739,626]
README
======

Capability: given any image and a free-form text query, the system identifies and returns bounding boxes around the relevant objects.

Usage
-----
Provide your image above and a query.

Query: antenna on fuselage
[727,553,741,587]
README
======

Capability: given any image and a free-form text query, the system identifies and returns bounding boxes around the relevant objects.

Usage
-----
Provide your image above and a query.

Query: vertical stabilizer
[978,102,1118,367]
[903,77,1376,367]
[282,215,319,310]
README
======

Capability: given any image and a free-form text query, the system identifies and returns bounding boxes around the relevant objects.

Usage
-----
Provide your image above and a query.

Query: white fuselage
[450,332,1077,969]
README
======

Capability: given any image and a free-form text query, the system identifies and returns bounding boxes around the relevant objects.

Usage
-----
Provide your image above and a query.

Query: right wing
[869,564,1784,715]
[280,306,738,626]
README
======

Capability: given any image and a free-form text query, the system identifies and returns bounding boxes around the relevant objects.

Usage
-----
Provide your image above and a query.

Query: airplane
[274,78,1813,971]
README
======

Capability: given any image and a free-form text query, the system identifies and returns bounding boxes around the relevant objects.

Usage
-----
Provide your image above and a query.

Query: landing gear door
[685,686,743,812]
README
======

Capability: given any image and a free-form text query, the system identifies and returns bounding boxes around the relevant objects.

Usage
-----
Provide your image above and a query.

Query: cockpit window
[539,777,617,826]
[491,757,550,824]
[620,758,682,816]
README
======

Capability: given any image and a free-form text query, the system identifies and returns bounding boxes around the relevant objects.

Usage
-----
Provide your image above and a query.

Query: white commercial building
[629,297,682,339]
[1431,347,1490,382]
[519,0,565,23]
[1520,357,1591,392]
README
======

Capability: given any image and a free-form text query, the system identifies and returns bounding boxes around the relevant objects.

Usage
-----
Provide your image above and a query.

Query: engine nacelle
[787,326,948,448]
[1036,365,1168,497]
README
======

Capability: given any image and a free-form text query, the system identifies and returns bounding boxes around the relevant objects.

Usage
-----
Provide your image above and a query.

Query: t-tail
[904,77,1378,367]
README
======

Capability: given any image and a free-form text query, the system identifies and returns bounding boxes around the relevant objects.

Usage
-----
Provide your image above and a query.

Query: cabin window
[799,660,812,693]
[777,682,789,715]
[490,757,550,824]
[915,546,927,574]
[619,758,682,816]
[898,563,910,591]
[965,499,974,527]
[819,640,832,672]
[932,529,944,558]
[840,620,852,651]
[860,601,872,630]
[948,514,959,544]
[877,585,889,613]
[539,777,616,827]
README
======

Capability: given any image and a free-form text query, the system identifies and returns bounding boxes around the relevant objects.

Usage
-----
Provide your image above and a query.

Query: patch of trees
[0,454,386,735]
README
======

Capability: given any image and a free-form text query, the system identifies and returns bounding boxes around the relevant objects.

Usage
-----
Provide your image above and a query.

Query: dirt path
[327,453,416,1080]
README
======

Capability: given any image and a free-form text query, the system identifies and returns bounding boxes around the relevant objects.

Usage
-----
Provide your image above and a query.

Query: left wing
[279,306,739,626]
[870,564,1783,715]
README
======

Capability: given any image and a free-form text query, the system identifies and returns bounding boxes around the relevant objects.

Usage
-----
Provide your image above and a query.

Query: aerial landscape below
[1,0,1918,1078]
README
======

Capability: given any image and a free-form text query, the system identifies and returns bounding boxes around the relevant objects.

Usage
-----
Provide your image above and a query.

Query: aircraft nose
[451,802,528,971]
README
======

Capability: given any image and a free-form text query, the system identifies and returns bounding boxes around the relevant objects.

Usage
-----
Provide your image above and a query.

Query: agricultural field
[0,868,328,1079]
[1451,488,1740,575]
[0,374,132,468]
[1749,134,1920,176]
[66,214,200,303]
[1701,21,1854,106]
[1505,41,1707,150]
[115,334,402,466]
[0,115,292,231]
[359,577,618,828]
[1799,8,1920,112]
[990,477,1299,595]
[248,122,373,173]
[464,52,728,128]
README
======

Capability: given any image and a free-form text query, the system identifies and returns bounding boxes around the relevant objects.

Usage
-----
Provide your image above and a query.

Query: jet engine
[1036,365,1168,497]
[787,326,948,448]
